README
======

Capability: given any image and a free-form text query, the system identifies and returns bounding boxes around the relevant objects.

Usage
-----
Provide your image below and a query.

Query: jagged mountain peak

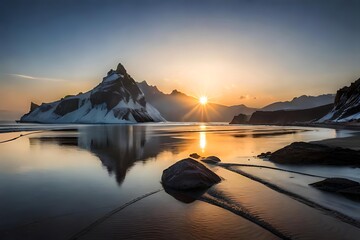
[116,63,127,75]
[334,78,360,106]
[20,63,165,123]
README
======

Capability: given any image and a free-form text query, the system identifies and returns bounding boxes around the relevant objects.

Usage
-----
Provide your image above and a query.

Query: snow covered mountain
[319,78,360,122]
[261,94,335,111]
[20,63,165,123]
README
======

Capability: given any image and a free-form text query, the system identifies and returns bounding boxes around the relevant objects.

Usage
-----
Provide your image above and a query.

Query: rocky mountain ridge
[319,78,360,122]
[261,94,335,111]
[20,63,164,123]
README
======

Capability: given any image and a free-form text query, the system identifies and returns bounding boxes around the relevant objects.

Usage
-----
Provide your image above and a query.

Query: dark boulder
[338,186,360,198]
[310,178,360,200]
[190,153,201,159]
[310,178,360,192]
[161,158,221,190]
[164,187,207,204]
[257,152,272,159]
[201,156,221,164]
[269,142,360,166]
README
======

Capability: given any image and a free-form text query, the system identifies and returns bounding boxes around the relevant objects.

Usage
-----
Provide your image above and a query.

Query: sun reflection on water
[199,125,207,152]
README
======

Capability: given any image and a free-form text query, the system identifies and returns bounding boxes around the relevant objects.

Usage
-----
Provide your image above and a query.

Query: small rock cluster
[257,152,272,158]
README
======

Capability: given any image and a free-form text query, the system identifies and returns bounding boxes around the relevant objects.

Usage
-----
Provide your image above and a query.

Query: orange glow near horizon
[182,95,223,122]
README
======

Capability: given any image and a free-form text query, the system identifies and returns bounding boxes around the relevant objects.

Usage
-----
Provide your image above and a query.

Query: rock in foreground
[161,158,221,190]
[310,178,360,192]
[310,178,360,200]
[257,152,272,159]
[269,142,360,166]
[189,153,201,159]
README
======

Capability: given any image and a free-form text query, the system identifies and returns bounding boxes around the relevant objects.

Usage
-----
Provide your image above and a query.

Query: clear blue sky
[0,0,359,112]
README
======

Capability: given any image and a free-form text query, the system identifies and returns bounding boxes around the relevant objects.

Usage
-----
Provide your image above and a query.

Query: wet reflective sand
[0,124,359,239]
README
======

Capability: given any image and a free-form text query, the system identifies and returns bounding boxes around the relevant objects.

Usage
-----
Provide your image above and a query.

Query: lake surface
[0,123,359,240]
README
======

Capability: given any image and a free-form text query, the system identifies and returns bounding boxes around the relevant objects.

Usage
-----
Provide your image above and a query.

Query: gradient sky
[1,0,360,114]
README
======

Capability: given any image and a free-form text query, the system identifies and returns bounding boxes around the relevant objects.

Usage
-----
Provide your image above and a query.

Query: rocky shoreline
[268,141,360,167]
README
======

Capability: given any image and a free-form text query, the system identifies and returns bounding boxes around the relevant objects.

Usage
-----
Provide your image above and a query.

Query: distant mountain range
[245,77,360,125]
[249,104,334,125]
[261,94,335,111]
[137,81,339,122]
[137,81,257,122]
[16,62,360,124]
[20,63,164,123]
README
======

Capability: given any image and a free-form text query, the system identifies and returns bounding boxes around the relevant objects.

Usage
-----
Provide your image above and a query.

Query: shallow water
[0,123,359,239]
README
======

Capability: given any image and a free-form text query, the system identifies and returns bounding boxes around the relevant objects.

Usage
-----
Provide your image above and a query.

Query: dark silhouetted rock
[338,186,360,199]
[164,187,207,204]
[161,158,221,190]
[229,113,248,124]
[257,152,272,158]
[201,156,221,164]
[190,153,201,159]
[310,178,360,200]
[269,142,360,166]
[310,178,360,192]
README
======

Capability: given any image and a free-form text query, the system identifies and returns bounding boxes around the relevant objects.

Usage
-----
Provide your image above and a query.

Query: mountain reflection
[29,125,185,185]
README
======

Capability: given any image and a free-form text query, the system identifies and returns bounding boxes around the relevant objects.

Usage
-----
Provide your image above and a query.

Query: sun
[199,96,208,105]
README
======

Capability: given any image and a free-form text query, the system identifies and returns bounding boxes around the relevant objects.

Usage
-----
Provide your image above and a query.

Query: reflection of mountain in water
[29,125,185,185]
